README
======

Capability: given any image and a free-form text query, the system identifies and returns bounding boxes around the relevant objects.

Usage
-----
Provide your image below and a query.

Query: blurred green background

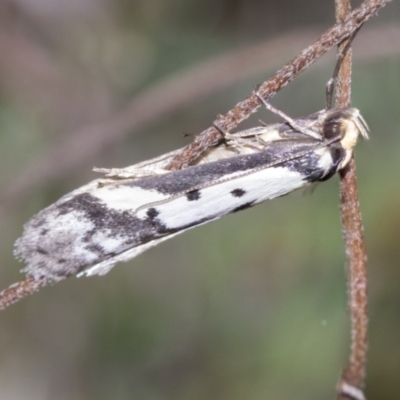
[0,1,399,399]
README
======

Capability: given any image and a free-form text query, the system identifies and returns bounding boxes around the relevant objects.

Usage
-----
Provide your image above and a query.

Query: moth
[14,92,369,283]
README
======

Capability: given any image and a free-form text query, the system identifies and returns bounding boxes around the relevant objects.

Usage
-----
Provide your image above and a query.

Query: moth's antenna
[325,24,364,110]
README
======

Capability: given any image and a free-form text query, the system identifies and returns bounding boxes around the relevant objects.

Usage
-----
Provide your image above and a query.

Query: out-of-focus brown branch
[166,0,392,170]
[335,1,372,400]
[0,10,112,129]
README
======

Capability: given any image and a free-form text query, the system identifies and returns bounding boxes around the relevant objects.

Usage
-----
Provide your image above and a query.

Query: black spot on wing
[57,193,164,244]
[231,201,255,213]
[231,188,246,197]
[36,246,48,255]
[21,192,174,280]
[86,243,106,256]
[186,189,201,201]
[146,207,161,229]
[146,207,159,220]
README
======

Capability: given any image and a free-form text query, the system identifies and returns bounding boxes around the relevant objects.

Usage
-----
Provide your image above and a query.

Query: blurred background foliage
[0,0,399,399]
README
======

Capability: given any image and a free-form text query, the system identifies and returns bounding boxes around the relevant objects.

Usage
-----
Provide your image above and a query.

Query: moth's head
[323,108,369,144]
[322,108,369,169]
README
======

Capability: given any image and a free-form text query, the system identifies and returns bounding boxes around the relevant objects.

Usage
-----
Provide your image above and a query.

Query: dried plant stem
[0,276,48,310]
[166,0,392,170]
[335,1,371,399]
[337,162,368,400]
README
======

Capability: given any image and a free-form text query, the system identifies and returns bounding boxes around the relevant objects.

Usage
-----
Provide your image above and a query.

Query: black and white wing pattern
[15,108,368,281]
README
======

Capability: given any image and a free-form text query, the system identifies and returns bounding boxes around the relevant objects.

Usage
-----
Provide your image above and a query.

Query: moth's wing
[76,169,306,278]
[93,147,186,179]
[14,179,174,281]
[81,233,184,277]
[93,121,325,178]
[15,137,329,282]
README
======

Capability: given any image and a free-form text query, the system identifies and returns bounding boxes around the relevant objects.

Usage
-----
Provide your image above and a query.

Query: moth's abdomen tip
[14,206,99,282]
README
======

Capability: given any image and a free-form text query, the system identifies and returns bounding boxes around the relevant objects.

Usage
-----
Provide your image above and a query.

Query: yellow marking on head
[340,108,369,151]
[337,108,369,170]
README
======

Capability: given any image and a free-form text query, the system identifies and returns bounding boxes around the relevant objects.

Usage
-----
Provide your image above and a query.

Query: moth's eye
[323,118,345,140]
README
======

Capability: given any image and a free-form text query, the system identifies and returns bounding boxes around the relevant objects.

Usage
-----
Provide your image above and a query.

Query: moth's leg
[255,92,322,140]
[213,123,264,151]
[325,24,363,109]
[213,122,241,151]
[224,128,264,139]
[233,129,269,149]
[212,122,237,141]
